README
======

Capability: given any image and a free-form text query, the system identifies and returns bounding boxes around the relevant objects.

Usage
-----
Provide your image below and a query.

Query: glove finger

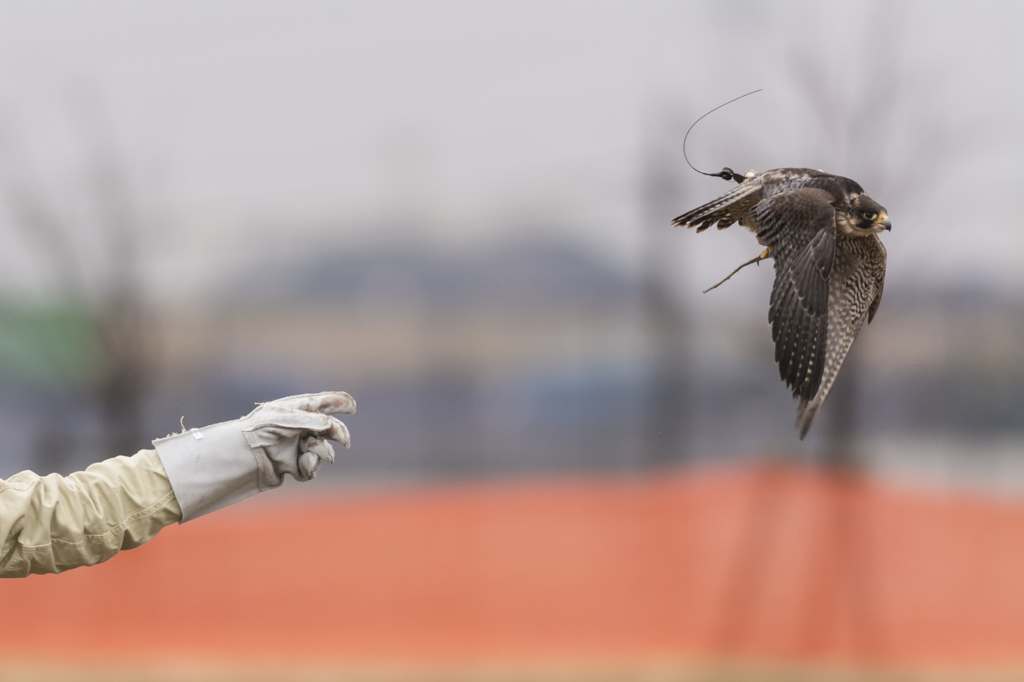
[302,435,336,464]
[246,409,333,433]
[270,392,356,415]
[317,416,351,449]
[267,412,349,447]
[298,451,321,480]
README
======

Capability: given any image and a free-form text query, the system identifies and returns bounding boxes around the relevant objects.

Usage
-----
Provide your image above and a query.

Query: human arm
[0,449,181,577]
[0,391,354,578]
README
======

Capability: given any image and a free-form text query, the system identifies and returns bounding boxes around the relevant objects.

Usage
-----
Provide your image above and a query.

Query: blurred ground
[6,464,1024,680]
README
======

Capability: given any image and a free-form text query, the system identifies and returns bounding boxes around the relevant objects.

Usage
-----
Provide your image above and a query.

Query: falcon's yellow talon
[759,246,773,259]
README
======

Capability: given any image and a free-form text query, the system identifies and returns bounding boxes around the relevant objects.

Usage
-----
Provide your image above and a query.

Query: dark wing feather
[754,187,836,402]
[796,234,887,437]
[671,180,762,233]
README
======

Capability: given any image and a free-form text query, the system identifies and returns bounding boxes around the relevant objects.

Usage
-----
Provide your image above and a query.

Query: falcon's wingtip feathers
[796,398,820,440]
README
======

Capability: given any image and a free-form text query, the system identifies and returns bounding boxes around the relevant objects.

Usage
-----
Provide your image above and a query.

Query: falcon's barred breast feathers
[672,168,890,438]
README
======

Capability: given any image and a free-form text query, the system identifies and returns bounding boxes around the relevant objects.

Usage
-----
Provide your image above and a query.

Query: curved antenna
[682,89,763,183]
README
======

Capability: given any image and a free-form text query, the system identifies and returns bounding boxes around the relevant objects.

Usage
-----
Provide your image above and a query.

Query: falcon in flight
[672,168,890,438]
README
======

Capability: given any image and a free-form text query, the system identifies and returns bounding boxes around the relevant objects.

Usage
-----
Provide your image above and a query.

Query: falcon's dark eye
[861,211,877,221]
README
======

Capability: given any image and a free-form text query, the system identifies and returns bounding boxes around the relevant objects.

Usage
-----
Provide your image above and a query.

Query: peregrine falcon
[672,168,890,438]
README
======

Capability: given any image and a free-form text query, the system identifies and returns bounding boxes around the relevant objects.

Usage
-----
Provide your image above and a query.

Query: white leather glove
[240,392,355,485]
[154,391,355,522]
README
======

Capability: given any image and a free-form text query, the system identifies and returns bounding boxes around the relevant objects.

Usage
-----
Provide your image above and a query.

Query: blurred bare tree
[715,2,974,662]
[639,105,691,466]
[791,2,963,466]
[0,88,154,471]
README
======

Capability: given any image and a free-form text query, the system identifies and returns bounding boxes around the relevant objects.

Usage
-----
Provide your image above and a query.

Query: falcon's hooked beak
[877,212,892,231]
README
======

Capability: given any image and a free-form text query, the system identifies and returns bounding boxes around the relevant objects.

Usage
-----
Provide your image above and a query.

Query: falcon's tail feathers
[671,183,761,233]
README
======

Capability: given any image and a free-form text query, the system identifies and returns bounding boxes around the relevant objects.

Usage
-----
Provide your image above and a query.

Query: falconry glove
[240,392,354,484]
[154,391,355,522]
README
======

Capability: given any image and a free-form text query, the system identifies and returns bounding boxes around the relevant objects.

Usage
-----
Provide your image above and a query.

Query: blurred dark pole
[420,367,483,475]
[822,348,859,468]
[639,108,690,467]
[95,292,149,457]
[77,91,152,458]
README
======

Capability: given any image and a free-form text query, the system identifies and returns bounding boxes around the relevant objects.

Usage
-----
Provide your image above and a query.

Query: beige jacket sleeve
[0,392,353,579]
[0,449,182,578]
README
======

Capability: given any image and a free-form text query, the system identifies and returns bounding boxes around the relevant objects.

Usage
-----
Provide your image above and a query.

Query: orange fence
[4,463,1024,674]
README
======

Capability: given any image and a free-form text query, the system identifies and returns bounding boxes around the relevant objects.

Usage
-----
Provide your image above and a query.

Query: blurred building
[3,236,1021,496]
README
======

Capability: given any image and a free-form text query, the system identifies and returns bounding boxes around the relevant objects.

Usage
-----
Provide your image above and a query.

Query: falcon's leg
[703,250,773,294]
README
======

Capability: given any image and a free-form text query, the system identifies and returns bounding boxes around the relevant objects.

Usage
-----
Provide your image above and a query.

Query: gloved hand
[153,390,356,522]
[240,391,356,485]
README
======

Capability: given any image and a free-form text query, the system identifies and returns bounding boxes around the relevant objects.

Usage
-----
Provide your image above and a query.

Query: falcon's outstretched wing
[795,234,887,437]
[753,187,837,403]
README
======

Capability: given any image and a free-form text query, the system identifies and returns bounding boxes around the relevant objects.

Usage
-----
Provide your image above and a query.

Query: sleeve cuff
[153,420,261,523]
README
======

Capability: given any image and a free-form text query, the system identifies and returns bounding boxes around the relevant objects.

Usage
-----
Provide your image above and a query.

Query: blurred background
[1,1,1023,680]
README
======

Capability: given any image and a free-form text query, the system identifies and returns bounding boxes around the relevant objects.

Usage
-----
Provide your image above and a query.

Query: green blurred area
[0,305,101,388]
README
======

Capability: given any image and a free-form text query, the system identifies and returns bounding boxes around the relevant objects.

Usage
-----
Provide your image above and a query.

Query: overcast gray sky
[0,1,1019,303]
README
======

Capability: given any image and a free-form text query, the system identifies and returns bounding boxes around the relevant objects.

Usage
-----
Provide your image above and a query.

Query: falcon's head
[841,195,891,235]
